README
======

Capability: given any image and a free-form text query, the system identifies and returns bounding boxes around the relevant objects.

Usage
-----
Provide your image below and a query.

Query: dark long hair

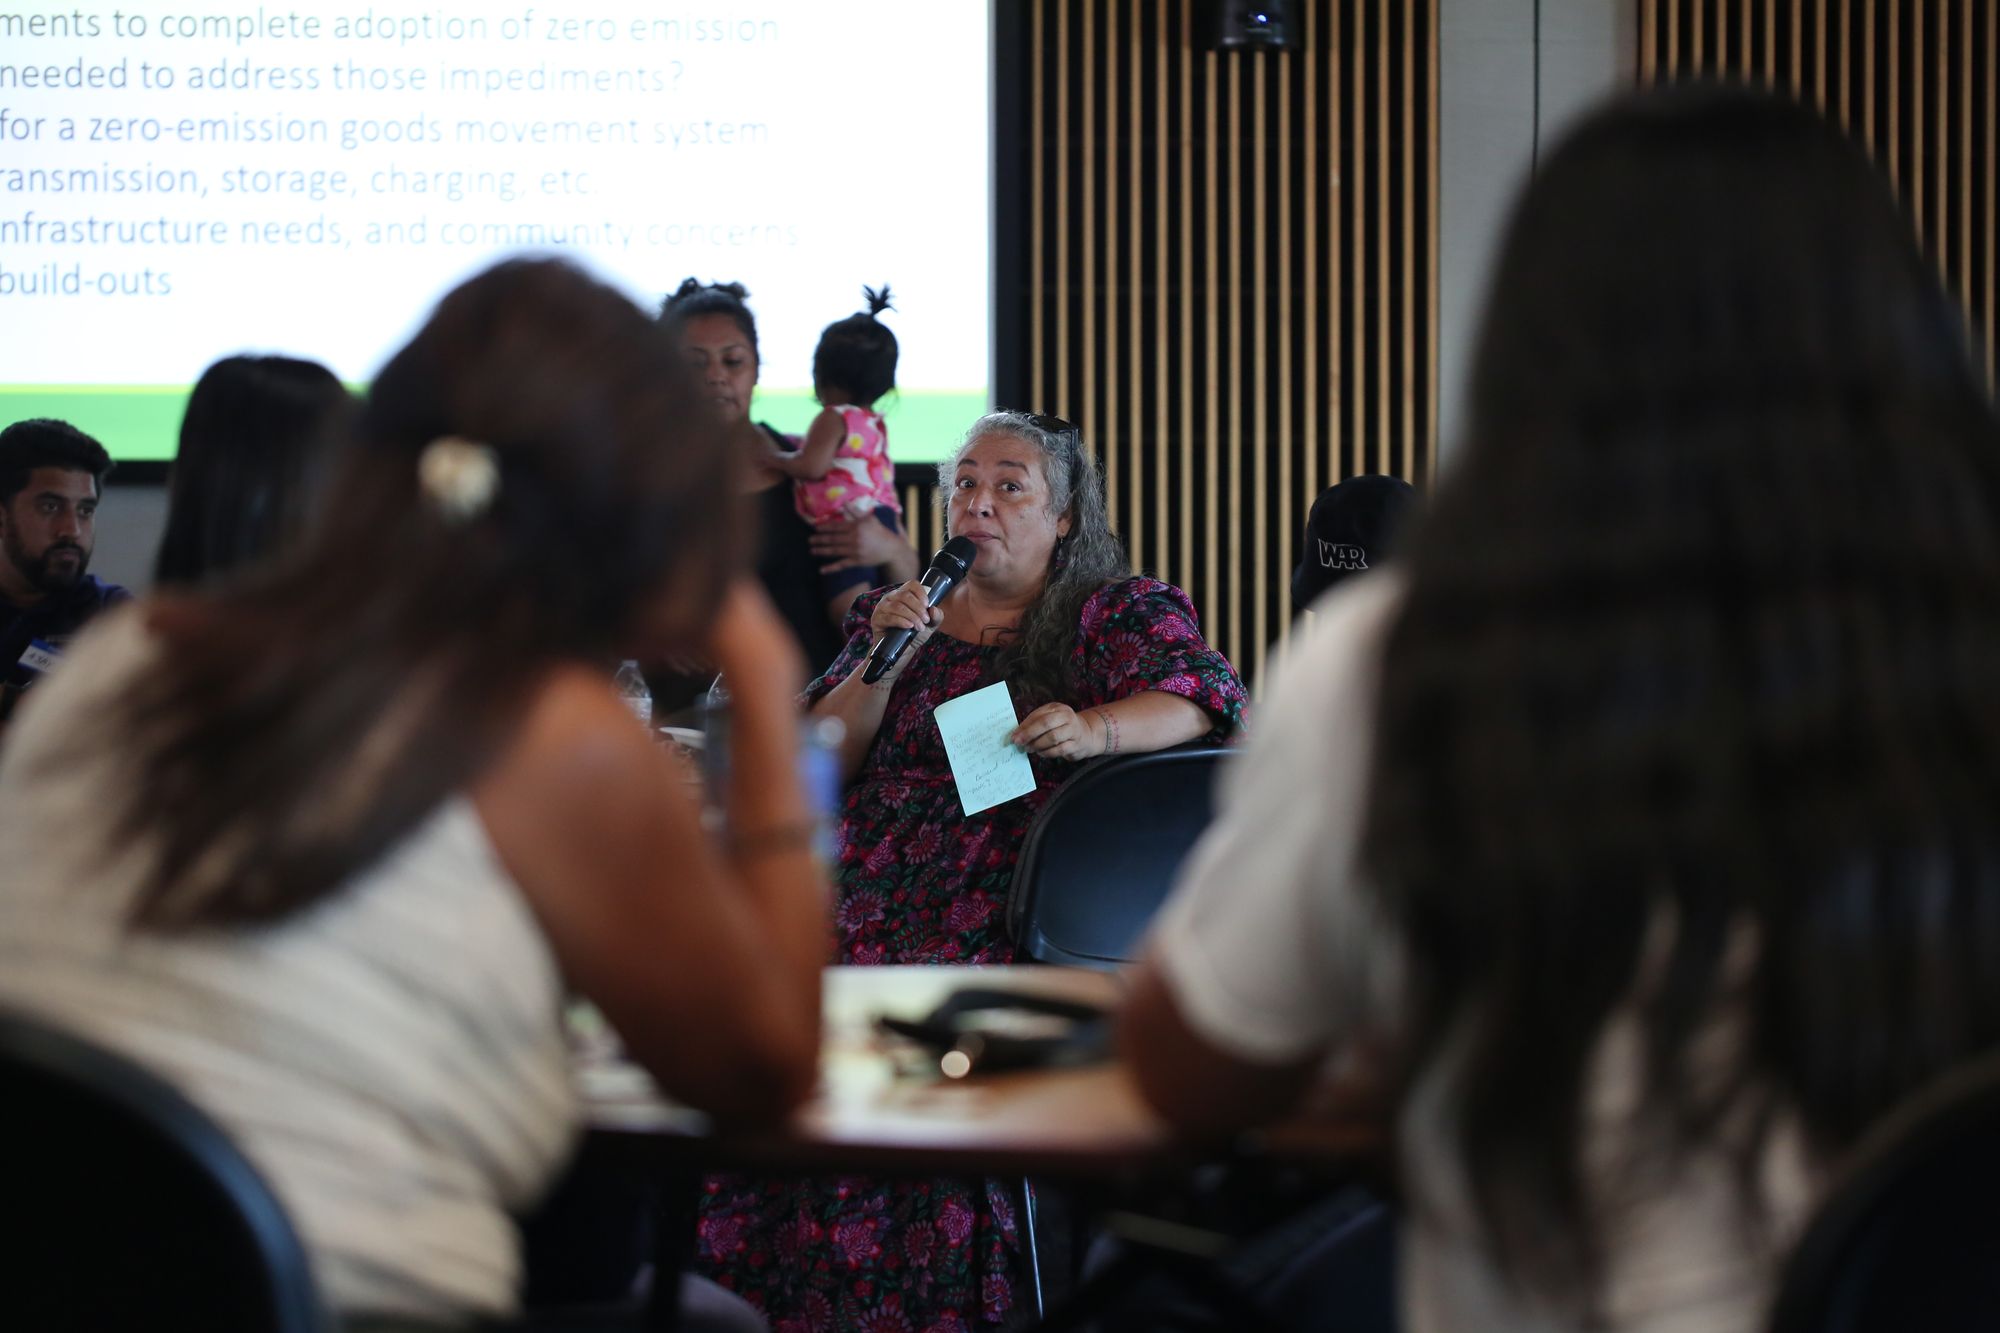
[1360,84,2000,1307]
[153,354,353,588]
[939,411,1128,705]
[103,258,739,929]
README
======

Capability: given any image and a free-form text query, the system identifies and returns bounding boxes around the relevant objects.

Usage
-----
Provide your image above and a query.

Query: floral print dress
[695,577,1249,1333]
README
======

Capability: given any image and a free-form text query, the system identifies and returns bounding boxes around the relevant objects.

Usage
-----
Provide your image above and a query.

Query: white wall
[1438,0,1636,458]
[91,483,168,595]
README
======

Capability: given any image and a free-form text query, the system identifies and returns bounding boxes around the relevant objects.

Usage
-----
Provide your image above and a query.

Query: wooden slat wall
[1640,0,1997,389]
[1048,0,1440,680]
[993,0,1439,682]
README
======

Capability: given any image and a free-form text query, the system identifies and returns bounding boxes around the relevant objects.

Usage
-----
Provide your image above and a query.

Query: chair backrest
[0,1009,332,1333]
[1008,745,1228,969]
[1766,1051,2000,1333]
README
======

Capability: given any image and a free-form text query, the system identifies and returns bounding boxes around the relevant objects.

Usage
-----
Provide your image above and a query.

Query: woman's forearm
[720,659,828,995]
[809,669,895,778]
[1087,691,1214,756]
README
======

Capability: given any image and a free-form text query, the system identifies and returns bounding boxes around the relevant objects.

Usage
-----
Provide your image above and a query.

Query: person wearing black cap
[1291,473,1416,614]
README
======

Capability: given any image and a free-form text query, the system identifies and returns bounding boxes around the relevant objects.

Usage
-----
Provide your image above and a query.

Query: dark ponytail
[813,283,899,407]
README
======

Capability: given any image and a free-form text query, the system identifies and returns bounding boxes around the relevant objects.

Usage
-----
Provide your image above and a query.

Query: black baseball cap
[1292,474,1417,610]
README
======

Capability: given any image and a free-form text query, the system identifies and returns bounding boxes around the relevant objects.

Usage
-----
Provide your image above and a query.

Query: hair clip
[418,436,499,523]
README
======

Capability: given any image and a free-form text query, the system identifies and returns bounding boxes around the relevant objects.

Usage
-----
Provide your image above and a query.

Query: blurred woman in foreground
[0,258,826,1328]
[1126,85,2000,1333]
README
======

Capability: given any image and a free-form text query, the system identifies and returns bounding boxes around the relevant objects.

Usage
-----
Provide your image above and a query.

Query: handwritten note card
[933,681,1037,816]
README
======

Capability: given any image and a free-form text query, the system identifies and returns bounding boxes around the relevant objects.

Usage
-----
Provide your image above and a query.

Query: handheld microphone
[862,535,977,684]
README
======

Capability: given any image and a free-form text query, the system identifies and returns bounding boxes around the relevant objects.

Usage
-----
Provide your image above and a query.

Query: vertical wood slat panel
[1642,1,1996,402]
[1082,1,1097,456]
[1168,0,1184,592]
[1020,3,1438,670]
[1837,0,1849,128]
[1252,53,1268,679]
[1226,53,1244,670]
[1933,0,1946,281]
[1767,0,1777,87]
[1128,0,1145,572]
[1889,0,1900,192]
[1800,0,1816,92]
[1056,7,1070,420]
[1864,0,1874,153]
[1376,0,1392,482]
[1912,0,1923,242]
[1101,0,1118,537]
[1031,3,1044,411]
[1402,0,1417,489]
[1958,0,1971,320]
[1302,0,1319,631]
[1203,46,1218,654]
[1277,45,1293,655]
[1329,1,1343,550]
[1350,5,1366,495]
[1160,2,1168,580]
[1428,0,1440,483]
[1815,0,1827,107]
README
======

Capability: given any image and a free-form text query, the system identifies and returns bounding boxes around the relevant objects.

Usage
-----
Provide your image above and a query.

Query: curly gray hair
[937,411,1129,704]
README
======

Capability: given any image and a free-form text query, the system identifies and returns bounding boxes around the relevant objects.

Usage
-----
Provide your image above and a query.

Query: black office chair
[0,1009,333,1333]
[1008,744,1229,969]
[1767,1051,2000,1333]
[1002,745,1229,1318]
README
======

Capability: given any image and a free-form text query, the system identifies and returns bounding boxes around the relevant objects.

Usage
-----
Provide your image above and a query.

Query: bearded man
[0,419,127,726]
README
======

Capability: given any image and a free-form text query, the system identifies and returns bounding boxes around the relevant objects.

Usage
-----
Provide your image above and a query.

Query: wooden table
[578,965,1381,1330]
[581,964,1376,1177]
[582,965,1158,1175]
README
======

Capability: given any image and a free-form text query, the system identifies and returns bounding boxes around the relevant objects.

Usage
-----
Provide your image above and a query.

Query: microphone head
[934,535,978,579]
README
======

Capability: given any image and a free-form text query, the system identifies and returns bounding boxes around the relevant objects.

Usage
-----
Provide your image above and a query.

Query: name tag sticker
[17,640,61,676]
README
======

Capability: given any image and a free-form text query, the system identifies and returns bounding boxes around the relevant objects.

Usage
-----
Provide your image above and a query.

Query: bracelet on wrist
[1091,706,1121,755]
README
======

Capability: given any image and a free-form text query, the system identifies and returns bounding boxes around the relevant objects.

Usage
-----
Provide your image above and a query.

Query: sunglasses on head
[1025,412,1079,440]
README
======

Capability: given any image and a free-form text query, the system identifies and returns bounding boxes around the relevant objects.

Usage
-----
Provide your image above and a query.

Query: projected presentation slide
[0,3,992,462]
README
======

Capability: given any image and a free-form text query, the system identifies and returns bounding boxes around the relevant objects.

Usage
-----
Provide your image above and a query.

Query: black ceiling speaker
[1199,0,1301,51]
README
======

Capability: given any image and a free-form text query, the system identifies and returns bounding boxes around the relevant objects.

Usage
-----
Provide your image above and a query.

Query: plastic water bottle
[800,716,847,860]
[700,673,731,792]
[702,674,845,857]
[614,660,653,728]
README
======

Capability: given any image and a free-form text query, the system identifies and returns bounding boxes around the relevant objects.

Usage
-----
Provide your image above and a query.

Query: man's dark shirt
[1,574,131,721]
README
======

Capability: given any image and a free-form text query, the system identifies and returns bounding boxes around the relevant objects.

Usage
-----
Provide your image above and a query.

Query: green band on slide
[0,385,989,465]
[749,389,988,466]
